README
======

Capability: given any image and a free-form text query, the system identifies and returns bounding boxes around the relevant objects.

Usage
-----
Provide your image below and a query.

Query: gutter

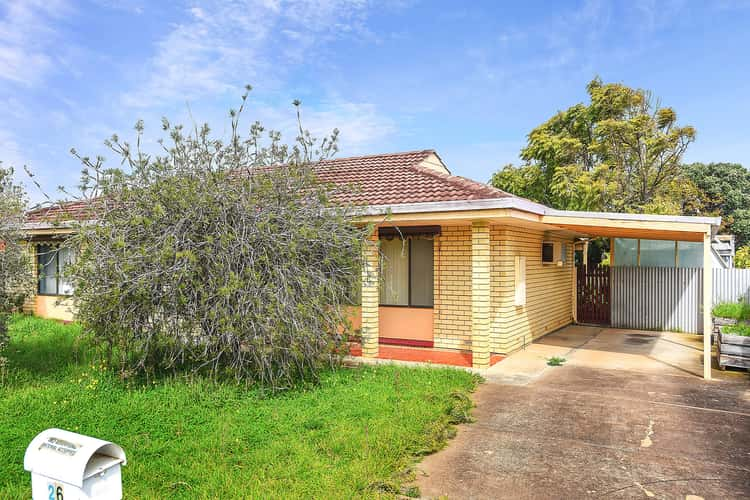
[544,208,722,227]
[358,197,549,217]
[22,220,96,231]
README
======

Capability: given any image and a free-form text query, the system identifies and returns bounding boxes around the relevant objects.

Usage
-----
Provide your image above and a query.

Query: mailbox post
[24,428,126,500]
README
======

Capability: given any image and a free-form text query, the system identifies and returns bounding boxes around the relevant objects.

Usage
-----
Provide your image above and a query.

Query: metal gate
[577,266,611,325]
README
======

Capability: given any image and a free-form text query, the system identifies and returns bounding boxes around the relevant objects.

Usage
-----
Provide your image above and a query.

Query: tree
[491,78,698,213]
[0,166,34,379]
[67,88,369,389]
[735,246,750,269]
[682,162,750,246]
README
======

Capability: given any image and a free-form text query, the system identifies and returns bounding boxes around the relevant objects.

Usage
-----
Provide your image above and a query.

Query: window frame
[541,241,555,264]
[36,244,74,297]
[379,237,434,309]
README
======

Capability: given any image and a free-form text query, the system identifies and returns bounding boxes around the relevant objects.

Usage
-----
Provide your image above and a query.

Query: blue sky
[1,0,749,204]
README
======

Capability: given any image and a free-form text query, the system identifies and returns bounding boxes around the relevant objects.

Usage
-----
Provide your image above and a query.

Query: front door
[576,266,611,325]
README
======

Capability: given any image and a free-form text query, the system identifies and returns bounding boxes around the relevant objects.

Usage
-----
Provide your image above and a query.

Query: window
[614,238,638,267]
[677,241,703,268]
[541,241,554,264]
[379,237,434,307]
[639,239,676,267]
[37,244,75,296]
[613,238,705,268]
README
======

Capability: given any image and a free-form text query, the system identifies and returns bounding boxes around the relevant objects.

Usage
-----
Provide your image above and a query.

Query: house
[713,234,736,268]
[22,150,722,378]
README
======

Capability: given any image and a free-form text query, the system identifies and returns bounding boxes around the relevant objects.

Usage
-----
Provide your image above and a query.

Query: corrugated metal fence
[713,268,750,304]
[610,267,750,334]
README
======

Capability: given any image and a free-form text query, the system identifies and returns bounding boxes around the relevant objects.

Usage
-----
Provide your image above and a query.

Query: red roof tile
[25,200,98,224]
[25,150,516,223]
[312,149,514,205]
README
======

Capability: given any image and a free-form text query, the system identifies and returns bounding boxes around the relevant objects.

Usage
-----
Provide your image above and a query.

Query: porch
[355,216,578,370]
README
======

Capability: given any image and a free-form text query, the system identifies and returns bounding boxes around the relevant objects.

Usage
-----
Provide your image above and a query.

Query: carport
[540,210,722,380]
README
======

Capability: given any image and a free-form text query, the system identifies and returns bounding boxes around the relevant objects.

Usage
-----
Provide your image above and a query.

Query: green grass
[712,301,750,321]
[0,316,479,499]
[722,323,750,337]
[546,356,566,367]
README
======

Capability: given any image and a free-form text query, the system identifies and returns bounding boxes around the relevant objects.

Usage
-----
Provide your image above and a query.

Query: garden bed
[717,323,750,370]
[712,302,750,371]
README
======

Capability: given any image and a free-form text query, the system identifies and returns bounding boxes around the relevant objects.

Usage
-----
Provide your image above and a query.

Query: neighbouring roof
[24,149,520,225]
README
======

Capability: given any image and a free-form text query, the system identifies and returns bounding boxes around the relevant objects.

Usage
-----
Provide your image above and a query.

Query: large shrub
[68,91,369,388]
[0,166,34,378]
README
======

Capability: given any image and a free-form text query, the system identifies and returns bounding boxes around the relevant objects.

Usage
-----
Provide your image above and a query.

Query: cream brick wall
[471,221,491,368]
[433,225,473,350]
[21,243,37,315]
[433,224,573,354]
[491,225,574,354]
[361,229,380,357]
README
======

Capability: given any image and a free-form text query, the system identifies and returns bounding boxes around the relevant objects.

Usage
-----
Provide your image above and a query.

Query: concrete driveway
[416,326,750,499]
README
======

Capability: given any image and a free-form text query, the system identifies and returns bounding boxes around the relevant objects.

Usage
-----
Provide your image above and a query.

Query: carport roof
[541,210,721,242]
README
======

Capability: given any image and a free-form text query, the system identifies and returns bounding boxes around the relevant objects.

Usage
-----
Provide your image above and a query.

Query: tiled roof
[313,149,514,205]
[25,200,97,224]
[25,150,517,223]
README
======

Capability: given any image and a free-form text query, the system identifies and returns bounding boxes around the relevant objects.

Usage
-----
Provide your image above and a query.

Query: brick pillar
[361,228,379,358]
[471,221,491,368]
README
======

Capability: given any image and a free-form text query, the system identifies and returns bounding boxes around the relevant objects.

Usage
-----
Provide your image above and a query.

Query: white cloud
[117,0,396,156]
[262,100,397,154]
[121,0,373,108]
[0,128,24,169]
[0,0,69,85]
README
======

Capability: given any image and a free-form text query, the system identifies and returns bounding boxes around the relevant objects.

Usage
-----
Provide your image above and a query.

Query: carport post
[702,230,712,380]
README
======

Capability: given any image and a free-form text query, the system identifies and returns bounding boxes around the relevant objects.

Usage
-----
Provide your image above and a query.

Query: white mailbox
[24,428,127,500]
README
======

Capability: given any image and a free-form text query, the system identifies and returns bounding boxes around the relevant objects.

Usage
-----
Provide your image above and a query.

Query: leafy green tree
[735,246,750,269]
[682,162,750,246]
[66,88,368,389]
[491,78,697,213]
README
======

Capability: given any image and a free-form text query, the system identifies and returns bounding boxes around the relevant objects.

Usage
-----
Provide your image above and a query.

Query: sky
[1,0,749,204]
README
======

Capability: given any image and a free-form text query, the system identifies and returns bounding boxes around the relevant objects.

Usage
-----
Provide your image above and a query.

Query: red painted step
[347,343,503,368]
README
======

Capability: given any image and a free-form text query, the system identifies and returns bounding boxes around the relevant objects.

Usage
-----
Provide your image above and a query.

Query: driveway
[416,326,750,499]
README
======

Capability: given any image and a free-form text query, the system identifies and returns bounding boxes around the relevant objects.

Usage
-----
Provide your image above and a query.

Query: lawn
[0,316,479,499]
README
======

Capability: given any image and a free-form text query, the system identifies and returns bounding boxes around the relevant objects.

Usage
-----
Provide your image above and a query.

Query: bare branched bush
[0,166,35,379]
[69,88,369,389]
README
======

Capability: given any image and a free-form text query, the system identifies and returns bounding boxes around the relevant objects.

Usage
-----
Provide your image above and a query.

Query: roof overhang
[25,197,722,244]
[357,199,721,242]
[541,210,721,243]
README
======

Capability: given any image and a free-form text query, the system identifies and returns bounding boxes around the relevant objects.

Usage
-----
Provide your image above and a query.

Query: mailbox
[24,428,126,500]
